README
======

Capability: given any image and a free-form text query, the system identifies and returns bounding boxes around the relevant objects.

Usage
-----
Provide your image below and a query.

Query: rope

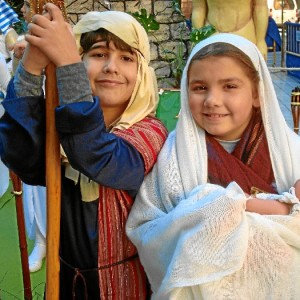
[60,253,139,299]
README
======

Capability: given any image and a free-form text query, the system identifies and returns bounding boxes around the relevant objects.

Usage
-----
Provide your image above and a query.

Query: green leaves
[130,8,160,33]
[190,25,216,43]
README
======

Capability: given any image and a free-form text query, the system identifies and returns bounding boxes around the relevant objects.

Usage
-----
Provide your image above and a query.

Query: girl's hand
[25,3,81,67]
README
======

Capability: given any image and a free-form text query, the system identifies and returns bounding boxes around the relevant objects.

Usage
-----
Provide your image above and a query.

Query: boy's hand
[22,42,50,75]
[26,3,81,67]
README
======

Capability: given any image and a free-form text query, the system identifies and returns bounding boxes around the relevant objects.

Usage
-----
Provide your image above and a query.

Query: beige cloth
[73,11,158,130]
[65,11,159,200]
[127,34,300,299]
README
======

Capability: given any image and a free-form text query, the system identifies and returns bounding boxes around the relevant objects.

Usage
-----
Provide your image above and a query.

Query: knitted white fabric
[126,34,300,299]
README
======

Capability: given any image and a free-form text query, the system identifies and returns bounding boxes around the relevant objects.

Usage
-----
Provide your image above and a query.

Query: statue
[191,0,269,59]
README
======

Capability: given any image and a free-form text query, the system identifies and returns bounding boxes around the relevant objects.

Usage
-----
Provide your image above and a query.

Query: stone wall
[65,0,191,88]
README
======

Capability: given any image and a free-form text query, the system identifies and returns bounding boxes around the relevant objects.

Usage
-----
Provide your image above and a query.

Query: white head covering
[73,11,158,130]
[176,33,300,195]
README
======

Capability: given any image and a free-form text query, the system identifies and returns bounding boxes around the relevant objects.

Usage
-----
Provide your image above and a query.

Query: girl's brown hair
[189,42,260,88]
[80,28,134,55]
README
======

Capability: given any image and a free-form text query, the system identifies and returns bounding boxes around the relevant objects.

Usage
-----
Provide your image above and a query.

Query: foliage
[12,19,28,34]
[6,0,27,34]
[131,2,216,88]
[172,0,184,17]
[6,0,22,15]
[130,8,160,33]
[161,24,188,88]
[190,25,216,44]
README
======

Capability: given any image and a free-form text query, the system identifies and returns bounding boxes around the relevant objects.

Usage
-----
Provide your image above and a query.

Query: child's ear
[252,88,260,108]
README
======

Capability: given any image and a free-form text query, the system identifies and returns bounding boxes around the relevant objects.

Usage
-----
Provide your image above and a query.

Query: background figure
[127,34,300,299]
[22,184,46,272]
[0,158,8,197]
[0,51,10,198]
[0,95,8,199]
[192,0,269,59]
[0,52,10,94]
[0,0,19,61]
[11,0,29,73]
[11,0,46,273]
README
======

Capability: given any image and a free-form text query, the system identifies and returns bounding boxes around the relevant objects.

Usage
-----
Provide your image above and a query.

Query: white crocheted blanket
[127,134,300,300]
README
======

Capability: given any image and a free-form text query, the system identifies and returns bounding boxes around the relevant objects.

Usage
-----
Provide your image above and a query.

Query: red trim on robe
[97,117,168,299]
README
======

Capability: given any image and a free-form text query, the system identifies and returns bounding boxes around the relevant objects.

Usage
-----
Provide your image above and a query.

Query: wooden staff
[291,87,300,134]
[29,1,67,298]
[44,62,61,299]
[9,171,32,300]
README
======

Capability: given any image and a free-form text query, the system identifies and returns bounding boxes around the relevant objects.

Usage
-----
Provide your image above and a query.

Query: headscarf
[176,33,300,195]
[73,11,158,130]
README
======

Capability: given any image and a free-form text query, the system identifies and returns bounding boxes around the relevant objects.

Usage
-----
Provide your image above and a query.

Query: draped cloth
[126,34,300,299]
[207,108,276,194]
[97,117,167,299]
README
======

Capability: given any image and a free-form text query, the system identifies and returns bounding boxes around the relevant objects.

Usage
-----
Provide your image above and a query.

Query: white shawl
[126,34,300,299]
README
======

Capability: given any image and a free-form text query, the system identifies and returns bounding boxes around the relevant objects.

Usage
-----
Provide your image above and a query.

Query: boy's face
[188,55,260,141]
[83,40,138,123]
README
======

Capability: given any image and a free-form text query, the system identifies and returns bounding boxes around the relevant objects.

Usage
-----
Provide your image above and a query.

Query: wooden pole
[28,2,67,297]
[9,171,33,300]
[291,87,300,134]
[45,62,61,299]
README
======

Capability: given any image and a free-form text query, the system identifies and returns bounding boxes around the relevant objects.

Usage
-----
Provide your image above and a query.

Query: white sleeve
[0,53,11,91]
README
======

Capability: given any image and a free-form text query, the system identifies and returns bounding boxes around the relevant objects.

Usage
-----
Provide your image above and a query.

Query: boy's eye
[122,56,134,62]
[93,53,105,58]
[225,84,237,89]
[89,51,106,58]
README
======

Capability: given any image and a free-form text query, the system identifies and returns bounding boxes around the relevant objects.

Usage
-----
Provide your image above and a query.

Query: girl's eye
[192,85,207,91]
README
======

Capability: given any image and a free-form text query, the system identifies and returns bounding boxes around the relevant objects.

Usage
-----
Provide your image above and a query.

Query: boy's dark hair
[80,28,134,55]
[189,42,260,89]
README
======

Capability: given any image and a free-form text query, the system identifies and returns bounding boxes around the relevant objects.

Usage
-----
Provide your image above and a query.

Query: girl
[0,4,167,298]
[127,33,300,299]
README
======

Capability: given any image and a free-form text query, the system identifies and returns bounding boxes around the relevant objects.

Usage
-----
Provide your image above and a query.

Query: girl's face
[83,39,138,125]
[188,56,260,141]
[21,0,31,23]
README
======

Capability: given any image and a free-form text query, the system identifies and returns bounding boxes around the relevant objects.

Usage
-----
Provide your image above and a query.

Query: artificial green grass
[0,184,46,299]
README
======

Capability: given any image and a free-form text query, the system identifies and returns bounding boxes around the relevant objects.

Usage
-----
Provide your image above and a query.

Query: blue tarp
[266,17,282,51]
